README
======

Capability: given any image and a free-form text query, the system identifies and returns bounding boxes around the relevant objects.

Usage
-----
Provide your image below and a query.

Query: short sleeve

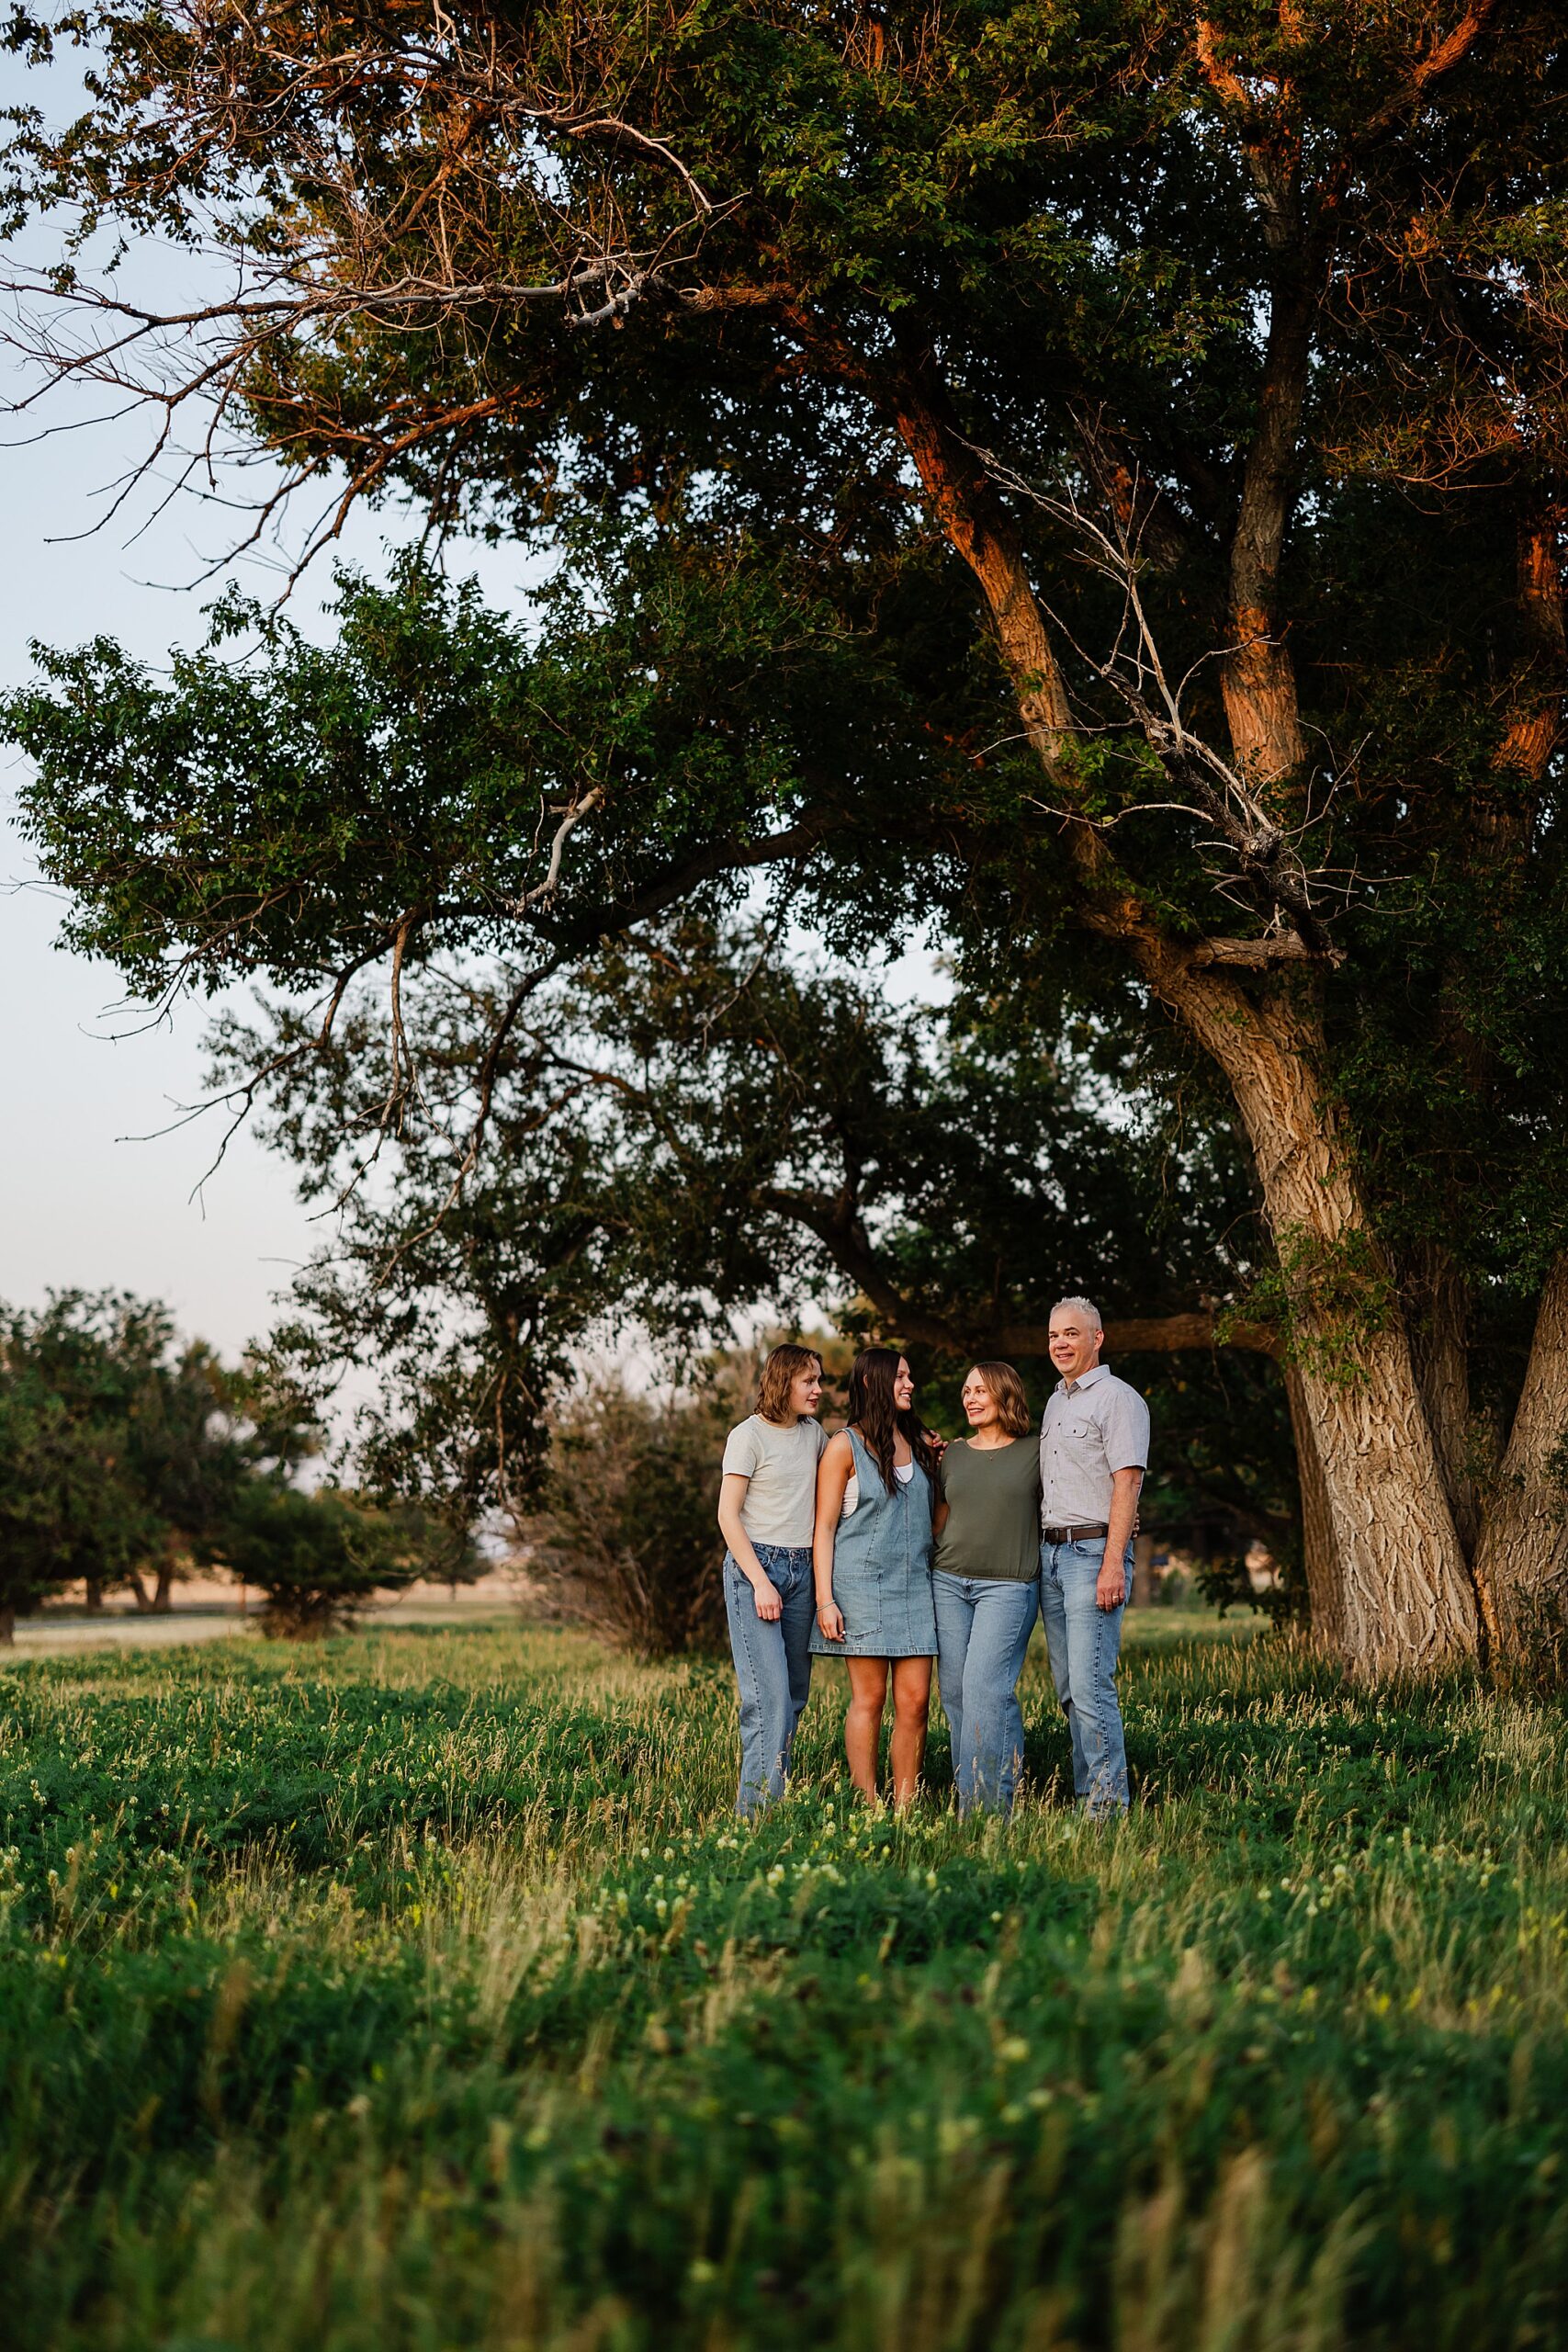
[814,1420,829,1460]
[722,1420,763,1479]
[1102,1385,1150,1473]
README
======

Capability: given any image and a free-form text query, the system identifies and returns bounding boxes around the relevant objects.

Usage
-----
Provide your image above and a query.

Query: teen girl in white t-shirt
[716,1344,827,1815]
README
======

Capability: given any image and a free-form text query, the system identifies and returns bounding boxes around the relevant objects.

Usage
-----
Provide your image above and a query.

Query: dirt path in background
[3,1574,523,1660]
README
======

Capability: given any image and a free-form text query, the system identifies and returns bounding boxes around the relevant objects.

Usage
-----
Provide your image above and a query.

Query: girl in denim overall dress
[810,1348,939,1808]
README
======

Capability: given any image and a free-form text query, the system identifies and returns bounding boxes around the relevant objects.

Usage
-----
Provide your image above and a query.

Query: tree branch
[759,1185,1280,1363]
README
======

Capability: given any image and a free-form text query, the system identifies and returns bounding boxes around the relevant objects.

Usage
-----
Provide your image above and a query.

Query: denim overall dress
[809,1428,938,1658]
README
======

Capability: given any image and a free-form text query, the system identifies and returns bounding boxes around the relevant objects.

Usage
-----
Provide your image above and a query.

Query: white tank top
[842,1460,914,1519]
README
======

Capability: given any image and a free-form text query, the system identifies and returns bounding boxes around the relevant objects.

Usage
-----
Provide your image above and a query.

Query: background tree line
[0,1293,469,1637]
[4,1,1565,1680]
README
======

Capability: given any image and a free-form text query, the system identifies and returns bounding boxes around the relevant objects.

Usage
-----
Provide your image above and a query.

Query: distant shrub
[517,1375,729,1657]
[220,1485,462,1637]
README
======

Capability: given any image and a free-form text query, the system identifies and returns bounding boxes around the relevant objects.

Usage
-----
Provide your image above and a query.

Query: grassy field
[4,1619,1567,2351]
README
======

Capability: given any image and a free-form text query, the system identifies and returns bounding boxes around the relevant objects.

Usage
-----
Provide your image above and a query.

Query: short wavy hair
[755,1343,824,1426]
[967,1361,1032,1438]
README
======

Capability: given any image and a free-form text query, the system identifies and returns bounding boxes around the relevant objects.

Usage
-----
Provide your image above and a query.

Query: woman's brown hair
[846,1348,940,1493]
[755,1343,824,1426]
[967,1361,1032,1439]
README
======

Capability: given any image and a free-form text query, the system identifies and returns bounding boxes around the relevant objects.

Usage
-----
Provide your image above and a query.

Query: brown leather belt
[1041,1522,1110,1544]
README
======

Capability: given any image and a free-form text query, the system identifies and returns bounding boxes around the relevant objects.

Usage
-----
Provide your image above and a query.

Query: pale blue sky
[0,43,569,1354]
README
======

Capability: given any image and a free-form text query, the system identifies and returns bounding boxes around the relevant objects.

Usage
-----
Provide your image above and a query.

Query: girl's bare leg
[889,1657,932,1808]
[845,1657,890,1801]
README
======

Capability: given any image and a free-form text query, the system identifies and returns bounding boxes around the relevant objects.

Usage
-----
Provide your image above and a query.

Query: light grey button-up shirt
[1038,1363,1150,1526]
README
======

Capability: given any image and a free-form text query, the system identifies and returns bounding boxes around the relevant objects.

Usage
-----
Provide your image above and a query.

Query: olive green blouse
[932,1438,1043,1584]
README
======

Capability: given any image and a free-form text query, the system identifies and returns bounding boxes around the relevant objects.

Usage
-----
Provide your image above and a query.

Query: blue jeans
[723,1544,815,1816]
[932,1572,1039,1816]
[1039,1538,1131,1815]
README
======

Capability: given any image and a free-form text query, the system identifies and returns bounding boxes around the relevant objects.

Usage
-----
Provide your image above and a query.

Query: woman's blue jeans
[1038,1538,1131,1815]
[723,1544,815,1816]
[932,1571,1039,1816]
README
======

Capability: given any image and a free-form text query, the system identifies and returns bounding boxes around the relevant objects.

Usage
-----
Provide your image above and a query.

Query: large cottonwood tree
[6,3,1567,1674]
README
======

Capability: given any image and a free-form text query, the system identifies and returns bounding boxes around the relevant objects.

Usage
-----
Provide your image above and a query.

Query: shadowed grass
[4,1621,1566,2347]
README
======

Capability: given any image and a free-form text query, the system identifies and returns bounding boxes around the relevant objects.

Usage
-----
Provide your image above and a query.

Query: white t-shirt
[721,1414,829,1548]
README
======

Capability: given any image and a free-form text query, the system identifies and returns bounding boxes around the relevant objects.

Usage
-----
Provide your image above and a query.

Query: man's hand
[1096,1554,1126,1611]
[751,1577,783,1623]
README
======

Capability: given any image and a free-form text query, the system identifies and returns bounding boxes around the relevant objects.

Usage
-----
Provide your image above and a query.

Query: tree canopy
[5,2,1566,1676]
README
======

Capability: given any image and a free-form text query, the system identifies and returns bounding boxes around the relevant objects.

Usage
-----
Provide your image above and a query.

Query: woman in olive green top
[931,1363,1043,1816]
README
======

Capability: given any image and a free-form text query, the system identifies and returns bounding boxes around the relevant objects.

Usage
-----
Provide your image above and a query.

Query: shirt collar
[1055,1362,1110,1396]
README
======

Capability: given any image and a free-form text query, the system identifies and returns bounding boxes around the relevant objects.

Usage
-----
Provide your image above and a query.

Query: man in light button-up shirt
[1037,1296,1148,1815]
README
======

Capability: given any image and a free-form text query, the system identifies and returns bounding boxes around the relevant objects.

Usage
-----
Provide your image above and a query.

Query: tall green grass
[4,1622,1567,2349]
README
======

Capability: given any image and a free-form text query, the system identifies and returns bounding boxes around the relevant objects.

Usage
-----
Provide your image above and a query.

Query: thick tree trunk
[152,1557,178,1613]
[128,1571,154,1612]
[1282,1362,1341,1649]
[1471,1254,1568,1667]
[1461,521,1568,1671]
[0,1604,14,1645]
[1404,1240,1481,1558]
[1129,947,1476,1679]
[1132,1532,1157,1608]
[85,1577,106,1614]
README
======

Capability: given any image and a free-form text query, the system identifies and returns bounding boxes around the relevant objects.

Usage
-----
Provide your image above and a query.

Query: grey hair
[1052,1295,1103,1330]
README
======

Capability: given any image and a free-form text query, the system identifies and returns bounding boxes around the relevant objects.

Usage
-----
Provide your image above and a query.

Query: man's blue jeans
[723,1544,815,1816]
[1038,1538,1131,1815]
[932,1571,1039,1816]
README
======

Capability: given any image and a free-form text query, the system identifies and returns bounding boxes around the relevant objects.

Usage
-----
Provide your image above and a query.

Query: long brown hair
[755,1343,823,1426]
[846,1348,939,1494]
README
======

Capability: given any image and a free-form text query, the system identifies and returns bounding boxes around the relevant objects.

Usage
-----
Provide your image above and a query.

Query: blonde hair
[756,1343,824,1425]
[967,1361,1032,1439]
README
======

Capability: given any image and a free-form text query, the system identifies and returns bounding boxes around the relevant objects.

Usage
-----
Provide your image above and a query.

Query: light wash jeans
[932,1571,1039,1816]
[723,1544,815,1817]
[1039,1538,1131,1815]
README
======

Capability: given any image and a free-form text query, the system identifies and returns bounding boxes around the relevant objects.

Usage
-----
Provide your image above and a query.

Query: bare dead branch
[1,11,735,582]
[973,447,1344,962]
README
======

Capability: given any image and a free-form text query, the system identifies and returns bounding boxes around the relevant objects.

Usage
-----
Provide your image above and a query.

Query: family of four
[716,1299,1150,1820]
